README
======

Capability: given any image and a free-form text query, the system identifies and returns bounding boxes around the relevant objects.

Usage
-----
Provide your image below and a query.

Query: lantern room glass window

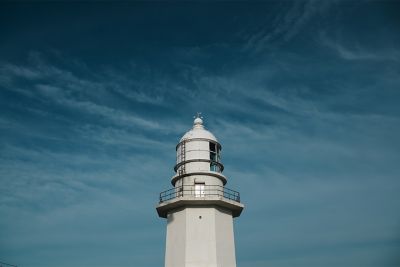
[210,142,221,172]
[209,142,220,162]
[210,162,219,172]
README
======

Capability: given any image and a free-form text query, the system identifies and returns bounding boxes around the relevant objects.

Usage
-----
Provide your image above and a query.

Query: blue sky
[1,1,400,267]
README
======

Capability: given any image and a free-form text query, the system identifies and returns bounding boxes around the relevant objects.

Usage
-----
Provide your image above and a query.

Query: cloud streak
[320,33,400,61]
[243,0,334,52]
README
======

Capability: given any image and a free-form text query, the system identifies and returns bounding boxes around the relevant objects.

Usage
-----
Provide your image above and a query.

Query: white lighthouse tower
[157,116,244,267]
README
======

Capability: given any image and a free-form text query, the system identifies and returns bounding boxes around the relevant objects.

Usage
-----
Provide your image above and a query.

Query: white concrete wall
[185,208,218,267]
[185,140,210,173]
[215,208,236,267]
[165,208,186,267]
[164,206,237,267]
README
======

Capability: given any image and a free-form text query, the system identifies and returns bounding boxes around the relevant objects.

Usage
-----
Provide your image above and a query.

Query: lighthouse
[156,116,244,267]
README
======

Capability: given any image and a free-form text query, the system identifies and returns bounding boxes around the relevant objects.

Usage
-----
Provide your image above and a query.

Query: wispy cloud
[101,69,166,105]
[75,124,173,149]
[320,32,400,61]
[0,63,42,80]
[0,57,186,134]
[243,0,334,52]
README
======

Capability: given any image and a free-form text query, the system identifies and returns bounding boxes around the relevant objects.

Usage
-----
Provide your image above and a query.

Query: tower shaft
[165,207,236,267]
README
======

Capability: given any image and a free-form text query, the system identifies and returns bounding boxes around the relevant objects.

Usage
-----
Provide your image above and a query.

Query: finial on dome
[193,112,203,126]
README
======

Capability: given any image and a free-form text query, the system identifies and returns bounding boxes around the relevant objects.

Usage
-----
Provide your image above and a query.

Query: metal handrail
[159,185,240,203]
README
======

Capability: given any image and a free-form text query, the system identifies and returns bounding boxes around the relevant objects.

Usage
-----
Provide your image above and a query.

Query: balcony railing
[159,185,240,203]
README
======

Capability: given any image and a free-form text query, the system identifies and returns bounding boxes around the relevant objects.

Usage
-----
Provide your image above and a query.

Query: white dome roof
[180,118,218,142]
